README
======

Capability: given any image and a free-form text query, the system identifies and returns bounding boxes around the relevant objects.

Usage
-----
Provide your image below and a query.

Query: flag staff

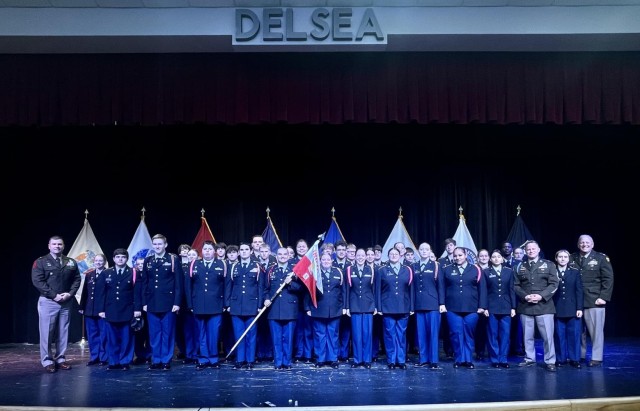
[225,273,295,359]
[516,204,521,216]
[77,209,89,348]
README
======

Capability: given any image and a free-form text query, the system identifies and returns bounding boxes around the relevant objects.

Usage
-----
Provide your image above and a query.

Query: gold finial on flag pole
[331,207,335,218]
[266,206,271,219]
[459,206,465,220]
[201,208,205,217]
[516,205,521,216]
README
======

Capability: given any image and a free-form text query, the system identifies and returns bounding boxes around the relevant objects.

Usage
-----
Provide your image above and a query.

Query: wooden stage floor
[1,338,639,410]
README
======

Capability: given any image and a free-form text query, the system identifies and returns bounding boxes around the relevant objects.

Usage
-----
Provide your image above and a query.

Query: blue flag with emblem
[323,216,346,246]
[262,215,283,255]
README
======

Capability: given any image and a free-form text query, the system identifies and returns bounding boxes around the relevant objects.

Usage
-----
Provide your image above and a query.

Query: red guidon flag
[292,239,322,308]
[192,216,217,252]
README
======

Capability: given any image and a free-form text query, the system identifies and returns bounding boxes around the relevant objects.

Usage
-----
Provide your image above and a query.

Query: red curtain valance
[1,52,637,126]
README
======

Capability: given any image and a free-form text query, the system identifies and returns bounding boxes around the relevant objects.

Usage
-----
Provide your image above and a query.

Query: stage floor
[1,338,639,409]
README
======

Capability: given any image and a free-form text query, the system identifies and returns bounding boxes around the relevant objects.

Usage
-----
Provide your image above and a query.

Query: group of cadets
[77,233,613,373]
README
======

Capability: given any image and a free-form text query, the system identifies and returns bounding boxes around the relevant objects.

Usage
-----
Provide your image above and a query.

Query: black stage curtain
[0,52,639,126]
[2,123,637,343]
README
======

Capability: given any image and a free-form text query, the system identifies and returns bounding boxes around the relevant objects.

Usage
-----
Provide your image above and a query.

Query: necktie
[58,257,63,266]
[421,264,426,272]
[393,266,398,275]
[242,262,247,269]
[118,269,123,276]
[325,271,330,279]
[206,262,211,269]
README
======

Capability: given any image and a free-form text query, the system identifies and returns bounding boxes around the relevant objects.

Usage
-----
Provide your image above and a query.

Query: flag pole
[76,209,89,347]
[225,273,295,359]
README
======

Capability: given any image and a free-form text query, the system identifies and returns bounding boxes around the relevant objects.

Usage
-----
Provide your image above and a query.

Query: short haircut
[113,248,129,258]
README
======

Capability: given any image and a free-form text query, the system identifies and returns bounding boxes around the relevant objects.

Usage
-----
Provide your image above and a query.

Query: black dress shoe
[45,364,56,373]
[570,361,582,369]
[364,363,371,369]
[233,361,245,369]
[148,363,162,370]
[465,362,475,369]
[491,363,500,368]
[274,365,283,370]
[121,365,130,371]
[453,362,461,368]
[430,363,440,369]
[282,365,292,370]
[330,362,339,369]
[246,362,255,369]
[414,362,429,367]
[499,363,510,369]
[545,364,557,372]
[162,363,171,370]
[588,360,603,367]
[350,362,359,368]
[86,359,100,366]
[396,363,407,369]
[196,363,209,371]
[107,364,122,370]
[98,361,109,366]
[555,361,567,367]
[210,362,221,369]
[315,362,323,368]
[387,363,396,369]
[57,362,72,370]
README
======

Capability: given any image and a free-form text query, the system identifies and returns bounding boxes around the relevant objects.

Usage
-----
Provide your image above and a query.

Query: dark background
[2,122,635,343]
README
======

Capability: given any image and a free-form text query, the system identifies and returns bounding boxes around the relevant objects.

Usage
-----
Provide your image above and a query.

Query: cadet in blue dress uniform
[176,244,199,365]
[345,248,376,368]
[264,247,301,370]
[306,252,345,368]
[141,234,184,370]
[31,235,81,373]
[96,248,141,370]
[292,239,314,364]
[376,247,414,369]
[554,249,583,368]
[79,253,108,366]
[132,257,151,365]
[226,242,266,369]
[333,240,352,362]
[483,250,516,368]
[438,238,457,360]
[185,241,228,370]
[442,247,487,369]
[412,243,445,369]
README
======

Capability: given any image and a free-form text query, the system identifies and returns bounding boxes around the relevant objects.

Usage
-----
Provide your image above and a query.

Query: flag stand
[226,274,293,359]
[77,316,87,347]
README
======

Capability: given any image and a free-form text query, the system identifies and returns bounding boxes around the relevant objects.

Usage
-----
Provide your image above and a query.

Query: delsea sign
[234,8,386,46]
